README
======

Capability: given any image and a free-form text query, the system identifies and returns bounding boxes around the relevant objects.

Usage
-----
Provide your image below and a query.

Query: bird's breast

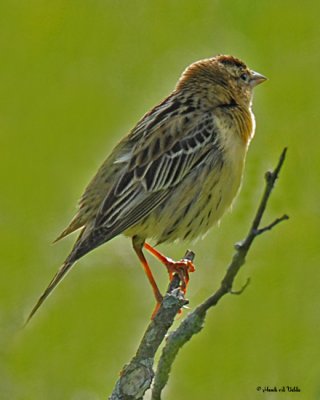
[124,107,253,244]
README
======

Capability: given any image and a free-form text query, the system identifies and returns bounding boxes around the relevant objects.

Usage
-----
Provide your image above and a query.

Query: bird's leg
[144,242,195,293]
[132,237,163,318]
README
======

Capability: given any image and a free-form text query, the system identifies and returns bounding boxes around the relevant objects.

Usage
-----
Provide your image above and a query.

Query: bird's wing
[54,95,185,242]
[90,106,220,241]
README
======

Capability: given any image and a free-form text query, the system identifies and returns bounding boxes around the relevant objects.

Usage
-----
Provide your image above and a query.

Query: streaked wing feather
[140,116,216,191]
[87,99,218,244]
[98,190,171,239]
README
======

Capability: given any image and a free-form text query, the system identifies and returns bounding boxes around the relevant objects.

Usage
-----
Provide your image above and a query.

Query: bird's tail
[25,227,105,326]
[25,258,75,325]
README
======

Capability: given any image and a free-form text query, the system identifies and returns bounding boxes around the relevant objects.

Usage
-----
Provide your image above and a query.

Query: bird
[26,54,266,323]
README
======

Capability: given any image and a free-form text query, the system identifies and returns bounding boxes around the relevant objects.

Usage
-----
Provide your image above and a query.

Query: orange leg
[132,237,163,318]
[144,242,195,293]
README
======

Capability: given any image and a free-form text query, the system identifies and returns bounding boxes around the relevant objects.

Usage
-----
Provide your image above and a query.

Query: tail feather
[25,259,75,325]
[26,225,109,326]
[53,220,84,243]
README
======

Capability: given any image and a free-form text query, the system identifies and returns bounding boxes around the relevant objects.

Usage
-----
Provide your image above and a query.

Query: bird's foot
[150,259,194,319]
[144,242,196,293]
[165,257,196,292]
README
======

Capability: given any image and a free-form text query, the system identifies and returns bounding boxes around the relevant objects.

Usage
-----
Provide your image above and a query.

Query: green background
[1,1,319,399]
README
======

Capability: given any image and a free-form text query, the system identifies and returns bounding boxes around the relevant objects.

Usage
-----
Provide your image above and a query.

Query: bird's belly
[125,152,246,244]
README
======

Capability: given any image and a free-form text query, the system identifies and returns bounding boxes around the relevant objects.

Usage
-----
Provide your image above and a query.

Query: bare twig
[255,214,289,235]
[230,277,251,295]
[151,148,288,399]
[109,252,194,400]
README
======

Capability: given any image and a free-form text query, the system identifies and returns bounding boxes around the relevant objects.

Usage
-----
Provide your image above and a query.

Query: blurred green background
[1,1,319,399]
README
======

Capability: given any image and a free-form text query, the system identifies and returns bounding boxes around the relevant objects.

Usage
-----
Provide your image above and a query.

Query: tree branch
[109,253,194,400]
[151,148,288,399]
[109,148,288,399]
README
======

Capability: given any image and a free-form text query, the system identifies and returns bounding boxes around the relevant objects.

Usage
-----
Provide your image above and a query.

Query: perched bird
[27,55,266,323]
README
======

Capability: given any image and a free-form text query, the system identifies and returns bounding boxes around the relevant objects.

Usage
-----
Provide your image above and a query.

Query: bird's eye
[240,73,249,83]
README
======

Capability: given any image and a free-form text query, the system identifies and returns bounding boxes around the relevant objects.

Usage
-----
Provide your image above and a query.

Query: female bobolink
[27,55,266,322]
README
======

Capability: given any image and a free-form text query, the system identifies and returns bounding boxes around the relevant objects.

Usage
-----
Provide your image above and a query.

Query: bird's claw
[165,258,196,293]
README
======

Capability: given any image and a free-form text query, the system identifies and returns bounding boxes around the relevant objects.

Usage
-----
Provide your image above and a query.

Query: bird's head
[177,55,266,108]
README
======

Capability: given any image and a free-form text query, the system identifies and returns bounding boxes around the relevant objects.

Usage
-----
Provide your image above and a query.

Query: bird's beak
[250,71,267,87]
